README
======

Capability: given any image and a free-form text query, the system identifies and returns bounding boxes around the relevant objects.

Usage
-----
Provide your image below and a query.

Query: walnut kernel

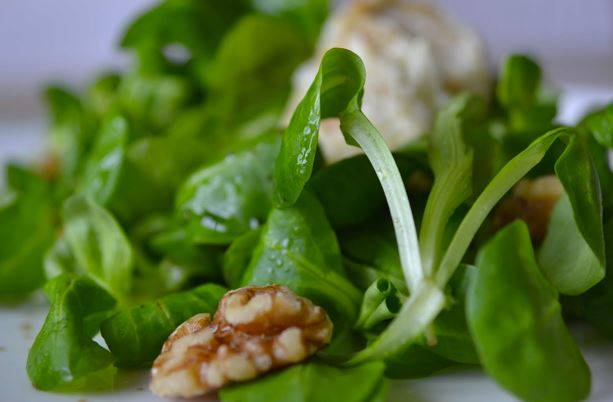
[150,285,333,398]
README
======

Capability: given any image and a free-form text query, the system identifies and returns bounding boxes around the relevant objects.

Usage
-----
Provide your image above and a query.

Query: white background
[0,0,612,119]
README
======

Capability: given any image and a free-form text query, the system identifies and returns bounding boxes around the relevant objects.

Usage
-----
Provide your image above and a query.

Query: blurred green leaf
[27,274,117,391]
[63,195,134,301]
[468,222,590,402]
[101,283,225,368]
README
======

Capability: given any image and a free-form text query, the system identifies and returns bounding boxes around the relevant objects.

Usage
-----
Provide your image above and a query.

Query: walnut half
[492,175,564,244]
[150,285,333,398]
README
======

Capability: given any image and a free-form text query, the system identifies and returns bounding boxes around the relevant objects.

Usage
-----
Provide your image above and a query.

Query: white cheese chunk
[287,0,491,162]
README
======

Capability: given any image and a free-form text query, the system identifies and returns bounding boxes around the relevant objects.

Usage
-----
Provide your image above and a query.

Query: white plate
[1,87,613,401]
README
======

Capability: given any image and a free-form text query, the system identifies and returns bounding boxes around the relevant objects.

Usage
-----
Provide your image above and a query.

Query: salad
[2,1,613,401]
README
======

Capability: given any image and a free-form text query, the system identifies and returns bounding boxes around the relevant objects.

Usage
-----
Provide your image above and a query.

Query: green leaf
[348,279,445,364]
[78,114,129,205]
[339,221,404,290]
[582,219,613,339]
[273,48,365,207]
[578,102,613,148]
[121,0,248,76]
[177,136,280,244]
[44,237,79,280]
[0,186,55,295]
[435,127,605,294]
[223,228,262,289]
[496,54,557,133]
[277,49,434,364]
[429,265,479,365]
[339,111,424,292]
[275,47,424,297]
[87,72,121,117]
[5,163,49,195]
[341,259,402,293]
[537,132,605,295]
[463,123,502,194]
[151,237,225,293]
[311,154,422,229]
[355,278,404,331]
[241,191,361,323]
[250,0,329,43]
[118,72,195,132]
[106,133,197,222]
[435,127,571,287]
[539,195,604,295]
[112,216,218,300]
[361,125,600,366]
[44,86,94,181]
[368,379,391,402]
[383,343,453,379]
[100,283,226,368]
[125,126,207,189]
[582,135,613,213]
[63,195,134,301]
[555,134,606,268]
[219,361,387,402]
[419,93,479,275]
[468,222,590,402]
[497,55,542,108]
[27,274,117,391]
[206,15,311,126]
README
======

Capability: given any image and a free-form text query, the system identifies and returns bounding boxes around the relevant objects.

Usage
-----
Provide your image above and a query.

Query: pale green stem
[347,279,445,364]
[435,128,567,287]
[340,110,424,293]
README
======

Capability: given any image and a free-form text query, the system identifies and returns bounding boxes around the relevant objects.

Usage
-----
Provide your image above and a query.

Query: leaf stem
[340,110,424,293]
[435,128,568,287]
[347,279,445,364]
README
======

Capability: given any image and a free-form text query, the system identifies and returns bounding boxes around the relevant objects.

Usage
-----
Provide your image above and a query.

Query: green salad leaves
[63,195,134,301]
[468,222,591,402]
[177,136,280,244]
[100,283,226,368]
[2,1,612,401]
[27,274,117,391]
[220,361,387,402]
[0,168,55,295]
[272,46,608,402]
[241,191,361,325]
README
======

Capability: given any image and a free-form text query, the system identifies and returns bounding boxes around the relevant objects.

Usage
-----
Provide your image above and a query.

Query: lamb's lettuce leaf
[63,195,134,301]
[27,274,117,391]
[419,93,480,276]
[100,283,226,368]
[219,361,387,402]
[177,136,280,244]
[0,169,55,296]
[241,191,361,324]
[468,222,590,402]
